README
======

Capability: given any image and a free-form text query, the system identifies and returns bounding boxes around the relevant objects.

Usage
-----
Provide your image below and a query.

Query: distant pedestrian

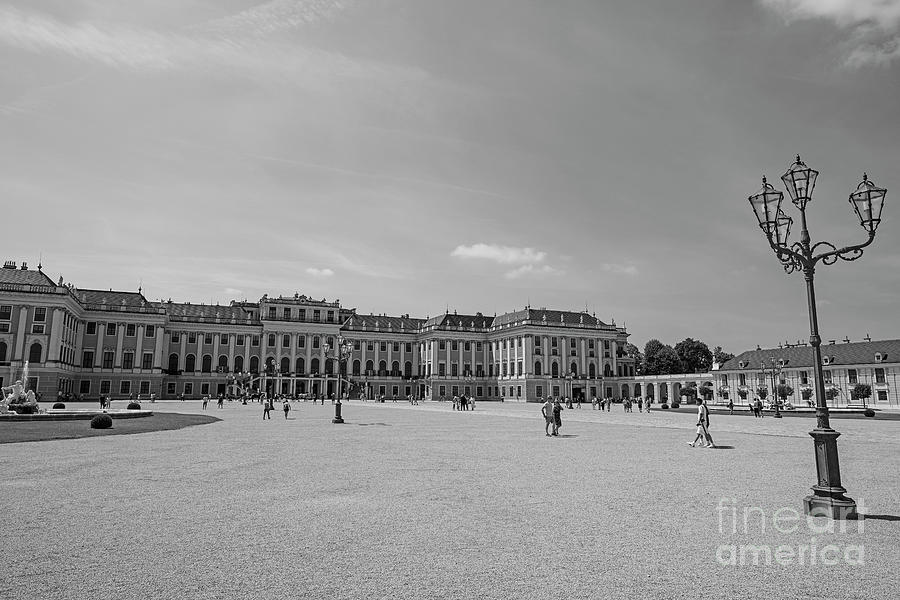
[202,395,209,410]
[606,398,611,412]
[542,397,554,436]
[263,399,272,420]
[645,397,652,413]
[727,399,734,415]
[283,399,291,419]
[688,399,714,448]
[552,399,563,436]
[217,395,224,409]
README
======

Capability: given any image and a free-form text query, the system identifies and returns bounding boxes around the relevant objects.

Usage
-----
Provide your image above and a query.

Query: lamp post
[323,335,353,424]
[748,156,886,519]
[759,357,784,418]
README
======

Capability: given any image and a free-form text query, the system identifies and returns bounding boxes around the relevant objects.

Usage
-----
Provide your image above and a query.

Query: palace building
[0,261,635,402]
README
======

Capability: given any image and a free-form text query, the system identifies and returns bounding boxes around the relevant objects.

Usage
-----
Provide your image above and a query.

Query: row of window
[428,337,614,352]
[729,368,890,387]
[266,306,335,322]
[81,350,155,370]
[84,322,157,338]
[78,379,152,396]
[428,360,615,378]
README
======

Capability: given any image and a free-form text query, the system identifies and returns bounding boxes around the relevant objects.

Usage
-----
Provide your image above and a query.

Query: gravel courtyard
[2,400,898,600]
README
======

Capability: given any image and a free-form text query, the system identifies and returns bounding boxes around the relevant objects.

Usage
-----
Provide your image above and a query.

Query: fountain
[1,362,39,414]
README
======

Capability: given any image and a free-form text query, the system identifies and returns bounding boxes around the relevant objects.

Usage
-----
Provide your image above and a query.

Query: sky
[3,0,900,355]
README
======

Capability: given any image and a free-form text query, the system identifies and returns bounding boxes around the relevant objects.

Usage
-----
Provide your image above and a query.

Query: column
[114,323,125,367]
[179,333,187,370]
[48,308,63,362]
[74,321,84,370]
[229,334,236,372]
[153,326,165,369]
[94,321,105,367]
[289,333,296,375]
[542,335,548,375]
[135,324,145,370]
[580,338,587,377]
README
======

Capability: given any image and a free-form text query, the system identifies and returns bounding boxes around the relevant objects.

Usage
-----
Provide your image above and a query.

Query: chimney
[2,261,15,269]
[20,262,27,270]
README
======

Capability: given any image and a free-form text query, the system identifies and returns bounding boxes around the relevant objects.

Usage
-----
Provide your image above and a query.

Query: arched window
[311,357,320,374]
[352,359,361,376]
[218,355,228,371]
[185,354,196,372]
[28,342,42,363]
[295,357,305,375]
[622,384,630,398]
[551,362,559,377]
[168,353,179,372]
[201,354,212,373]
[604,364,613,377]
[324,358,333,375]
[589,363,596,378]
[378,360,387,376]
[391,361,400,376]
[281,357,290,374]
[0,341,7,363]
[570,362,578,377]
[365,360,374,375]
[634,383,641,397]
[404,361,412,377]
[534,361,542,376]
[249,356,259,373]
[234,355,244,373]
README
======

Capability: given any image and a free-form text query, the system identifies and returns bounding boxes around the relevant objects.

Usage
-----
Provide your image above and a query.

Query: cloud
[306,267,335,277]
[195,0,354,38]
[223,287,243,296]
[760,0,900,66]
[451,243,547,265]
[601,263,639,276]
[504,264,563,279]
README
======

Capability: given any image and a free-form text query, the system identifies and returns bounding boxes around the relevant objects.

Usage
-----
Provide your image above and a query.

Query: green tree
[776,384,794,402]
[624,343,645,375]
[851,383,872,404]
[643,340,683,375]
[680,385,698,400]
[675,338,713,373]
[713,346,735,366]
[699,383,714,402]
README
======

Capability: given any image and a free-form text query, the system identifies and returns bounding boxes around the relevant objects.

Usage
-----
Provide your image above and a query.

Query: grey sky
[2,0,899,354]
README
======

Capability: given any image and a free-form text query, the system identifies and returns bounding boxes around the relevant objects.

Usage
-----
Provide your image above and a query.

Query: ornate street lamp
[323,335,353,424]
[748,156,886,519]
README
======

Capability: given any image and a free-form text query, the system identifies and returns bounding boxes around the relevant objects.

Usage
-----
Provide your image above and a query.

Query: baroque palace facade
[0,261,635,402]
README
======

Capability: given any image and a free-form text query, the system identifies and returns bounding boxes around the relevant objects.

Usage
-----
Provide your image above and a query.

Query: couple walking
[688,398,715,448]
[541,397,563,436]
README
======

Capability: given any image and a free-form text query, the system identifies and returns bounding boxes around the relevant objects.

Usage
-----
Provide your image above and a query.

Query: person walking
[263,398,272,420]
[638,397,644,413]
[645,397,652,414]
[282,399,291,419]
[552,398,563,436]
[688,398,715,448]
[541,397,554,436]
[727,399,734,415]
[217,395,224,409]
[202,395,209,410]
[606,397,611,412]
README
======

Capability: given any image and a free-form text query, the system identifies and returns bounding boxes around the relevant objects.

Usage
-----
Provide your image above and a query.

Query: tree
[643,340,683,375]
[757,387,768,400]
[680,385,698,400]
[851,383,872,404]
[825,387,839,401]
[801,387,812,401]
[776,384,794,402]
[674,338,713,373]
[717,385,729,399]
[713,346,735,366]
[699,383,714,402]
[738,388,748,400]
[624,343,645,375]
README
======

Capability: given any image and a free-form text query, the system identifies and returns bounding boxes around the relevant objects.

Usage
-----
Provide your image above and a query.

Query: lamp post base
[332,401,344,424]
[804,426,856,520]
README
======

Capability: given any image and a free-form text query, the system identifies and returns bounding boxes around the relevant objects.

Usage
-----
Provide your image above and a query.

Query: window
[168,353,178,372]
[439,341,446,351]
[126,324,136,337]
[739,373,746,386]
[297,335,305,349]
[34,307,46,322]
[283,307,291,320]
[251,335,260,347]
[167,382,177,395]
[268,307,277,319]
[438,363,446,376]
[517,385,522,397]
[439,385,446,397]
[201,355,212,373]
[145,325,155,338]
[142,353,153,370]
[139,381,151,395]
[313,310,321,322]
[79,380,91,394]
[823,370,833,384]
[800,371,808,385]
[122,351,134,369]
[283,334,290,348]
[875,368,886,384]
[120,380,131,395]
[188,332,196,344]
[451,363,458,377]
[107,323,117,336]
[405,343,412,353]
[268,334,276,347]
[848,369,858,384]
[100,380,111,395]
[588,339,595,349]
[237,335,245,346]
[172,332,180,343]
[82,351,94,368]
[185,354,196,372]
[31,323,45,334]
[235,356,244,372]
[354,340,361,350]
[205,334,213,345]
[313,336,320,349]
[327,310,334,322]
[184,383,194,396]
[551,337,558,348]
[102,351,114,369]
[367,341,374,351]
[604,340,610,350]
[878,390,888,402]
[393,342,400,352]
[380,341,387,352]
[218,334,226,345]
[86,321,97,335]
[0,305,10,321]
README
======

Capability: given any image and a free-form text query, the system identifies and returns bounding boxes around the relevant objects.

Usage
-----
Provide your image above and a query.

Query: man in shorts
[541,397,554,437]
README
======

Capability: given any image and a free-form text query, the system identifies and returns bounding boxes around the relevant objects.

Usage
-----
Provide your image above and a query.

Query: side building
[715,340,900,407]
[0,261,634,402]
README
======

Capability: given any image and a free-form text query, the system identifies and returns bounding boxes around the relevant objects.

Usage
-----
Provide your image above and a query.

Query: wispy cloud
[195,0,354,38]
[223,287,243,296]
[451,243,562,279]
[451,243,547,265]
[601,263,639,276]
[306,267,335,278]
[760,0,900,66]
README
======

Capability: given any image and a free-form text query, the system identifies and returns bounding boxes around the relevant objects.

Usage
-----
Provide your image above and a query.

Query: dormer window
[875,352,885,363]
[822,356,831,365]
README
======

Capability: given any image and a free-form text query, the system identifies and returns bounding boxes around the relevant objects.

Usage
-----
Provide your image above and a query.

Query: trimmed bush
[661,403,670,410]
[53,402,66,409]
[671,402,681,409]
[14,404,38,415]
[864,408,876,418]
[90,414,113,429]
[127,402,141,410]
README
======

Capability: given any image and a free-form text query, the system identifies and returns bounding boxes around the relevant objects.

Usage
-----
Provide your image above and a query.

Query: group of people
[451,395,475,411]
[688,398,716,448]
[541,397,565,436]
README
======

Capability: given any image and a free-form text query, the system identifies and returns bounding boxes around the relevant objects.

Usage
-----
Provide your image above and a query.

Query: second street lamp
[747,155,886,519]
[759,357,784,418]
[323,335,353,424]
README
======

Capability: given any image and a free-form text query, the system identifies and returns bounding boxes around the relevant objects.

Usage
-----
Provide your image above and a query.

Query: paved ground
[0,412,220,444]
[2,399,898,600]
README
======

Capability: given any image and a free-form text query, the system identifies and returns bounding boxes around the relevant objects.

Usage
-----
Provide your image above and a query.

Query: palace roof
[77,289,149,308]
[344,313,425,331]
[158,301,253,321]
[720,339,900,370]
[494,308,610,329]
[0,264,56,287]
